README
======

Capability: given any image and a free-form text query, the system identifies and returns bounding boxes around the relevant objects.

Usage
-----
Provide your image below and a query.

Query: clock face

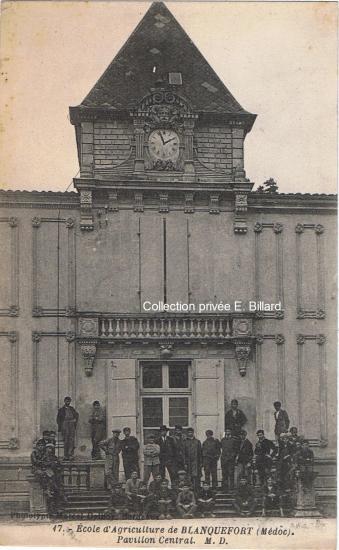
[148,130,180,162]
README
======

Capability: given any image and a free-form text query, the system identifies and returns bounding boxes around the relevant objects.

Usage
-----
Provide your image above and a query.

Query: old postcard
[0,1,336,548]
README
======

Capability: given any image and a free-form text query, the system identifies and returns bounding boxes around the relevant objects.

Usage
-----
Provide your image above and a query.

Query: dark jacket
[56,405,79,432]
[183,437,202,477]
[202,437,221,461]
[198,488,215,502]
[173,435,185,469]
[121,436,139,460]
[236,438,253,465]
[274,409,290,436]
[254,438,276,457]
[156,435,176,464]
[224,409,247,435]
[220,436,238,462]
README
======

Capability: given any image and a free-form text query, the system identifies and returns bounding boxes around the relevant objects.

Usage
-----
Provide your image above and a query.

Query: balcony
[77,313,254,376]
[99,314,236,340]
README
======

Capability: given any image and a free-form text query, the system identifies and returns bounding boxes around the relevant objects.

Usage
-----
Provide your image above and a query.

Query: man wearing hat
[156,425,176,483]
[99,429,122,488]
[35,430,51,452]
[56,397,79,461]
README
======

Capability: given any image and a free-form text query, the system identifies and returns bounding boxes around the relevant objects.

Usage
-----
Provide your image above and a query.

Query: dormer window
[168,72,182,85]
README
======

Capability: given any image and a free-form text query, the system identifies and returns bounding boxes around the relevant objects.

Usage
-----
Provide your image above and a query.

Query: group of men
[106,471,215,519]
[40,396,315,518]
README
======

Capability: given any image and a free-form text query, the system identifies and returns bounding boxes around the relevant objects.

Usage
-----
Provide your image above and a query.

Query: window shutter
[194,359,224,441]
[108,360,137,433]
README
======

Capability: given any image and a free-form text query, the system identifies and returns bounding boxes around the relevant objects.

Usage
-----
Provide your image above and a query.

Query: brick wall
[94,121,133,166]
[195,124,233,172]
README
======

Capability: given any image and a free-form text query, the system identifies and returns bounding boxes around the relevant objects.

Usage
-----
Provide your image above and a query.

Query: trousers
[143,464,160,484]
[62,421,76,459]
[221,459,235,490]
[203,458,218,488]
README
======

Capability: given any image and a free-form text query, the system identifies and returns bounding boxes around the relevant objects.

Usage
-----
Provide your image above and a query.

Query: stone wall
[0,194,336,505]
[93,121,133,167]
[195,124,233,172]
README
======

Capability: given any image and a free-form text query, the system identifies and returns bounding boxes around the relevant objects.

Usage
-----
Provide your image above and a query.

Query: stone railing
[99,314,235,340]
[77,314,254,376]
[63,464,90,491]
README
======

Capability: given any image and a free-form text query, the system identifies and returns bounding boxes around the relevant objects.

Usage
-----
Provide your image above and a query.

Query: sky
[0,1,337,194]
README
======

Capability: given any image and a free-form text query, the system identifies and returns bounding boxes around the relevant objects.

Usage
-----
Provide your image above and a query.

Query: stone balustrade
[99,314,234,340]
[63,464,90,491]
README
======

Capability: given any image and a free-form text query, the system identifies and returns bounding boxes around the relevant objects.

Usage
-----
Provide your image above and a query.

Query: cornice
[249,192,337,213]
[0,190,80,209]
[0,188,336,214]
[69,105,256,131]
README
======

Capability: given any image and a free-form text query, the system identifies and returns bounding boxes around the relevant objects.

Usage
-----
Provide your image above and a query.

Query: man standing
[202,430,221,489]
[143,435,160,484]
[121,427,140,480]
[220,429,237,491]
[173,425,186,473]
[224,399,247,437]
[156,425,176,483]
[235,429,253,486]
[56,396,79,461]
[184,427,202,492]
[99,429,122,488]
[273,401,290,439]
[88,400,106,460]
[254,429,277,484]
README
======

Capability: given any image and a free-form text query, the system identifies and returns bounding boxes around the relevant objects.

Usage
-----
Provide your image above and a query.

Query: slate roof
[79,2,254,119]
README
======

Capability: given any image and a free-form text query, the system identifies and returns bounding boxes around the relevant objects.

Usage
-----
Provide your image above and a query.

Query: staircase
[60,489,247,519]
[61,490,111,519]
[60,488,299,519]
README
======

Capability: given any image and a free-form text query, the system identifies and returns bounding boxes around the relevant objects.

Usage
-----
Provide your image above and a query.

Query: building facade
[0,2,336,514]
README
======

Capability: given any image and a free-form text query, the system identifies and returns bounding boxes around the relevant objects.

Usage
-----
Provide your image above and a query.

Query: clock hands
[163,137,177,145]
[158,131,177,146]
[158,131,166,145]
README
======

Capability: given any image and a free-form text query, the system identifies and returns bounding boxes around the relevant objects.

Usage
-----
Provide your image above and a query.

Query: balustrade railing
[63,464,90,491]
[99,315,233,339]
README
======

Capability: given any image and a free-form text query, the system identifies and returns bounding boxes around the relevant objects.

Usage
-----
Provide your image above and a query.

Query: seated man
[107,483,129,519]
[125,470,142,516]
[233,476,256,516]
[261,476,284,517]
[31,440,46,482]
[157,479,175,520]
[176,483,197,518]
[41,444,65,515]
[136,481,149,519]
[197,481,216,518]
[289,427,303,452]
[176,469,190,490]
[148,472,162,497]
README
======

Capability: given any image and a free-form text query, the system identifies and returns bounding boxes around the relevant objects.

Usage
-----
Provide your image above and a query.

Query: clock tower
[70,1,256,232]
